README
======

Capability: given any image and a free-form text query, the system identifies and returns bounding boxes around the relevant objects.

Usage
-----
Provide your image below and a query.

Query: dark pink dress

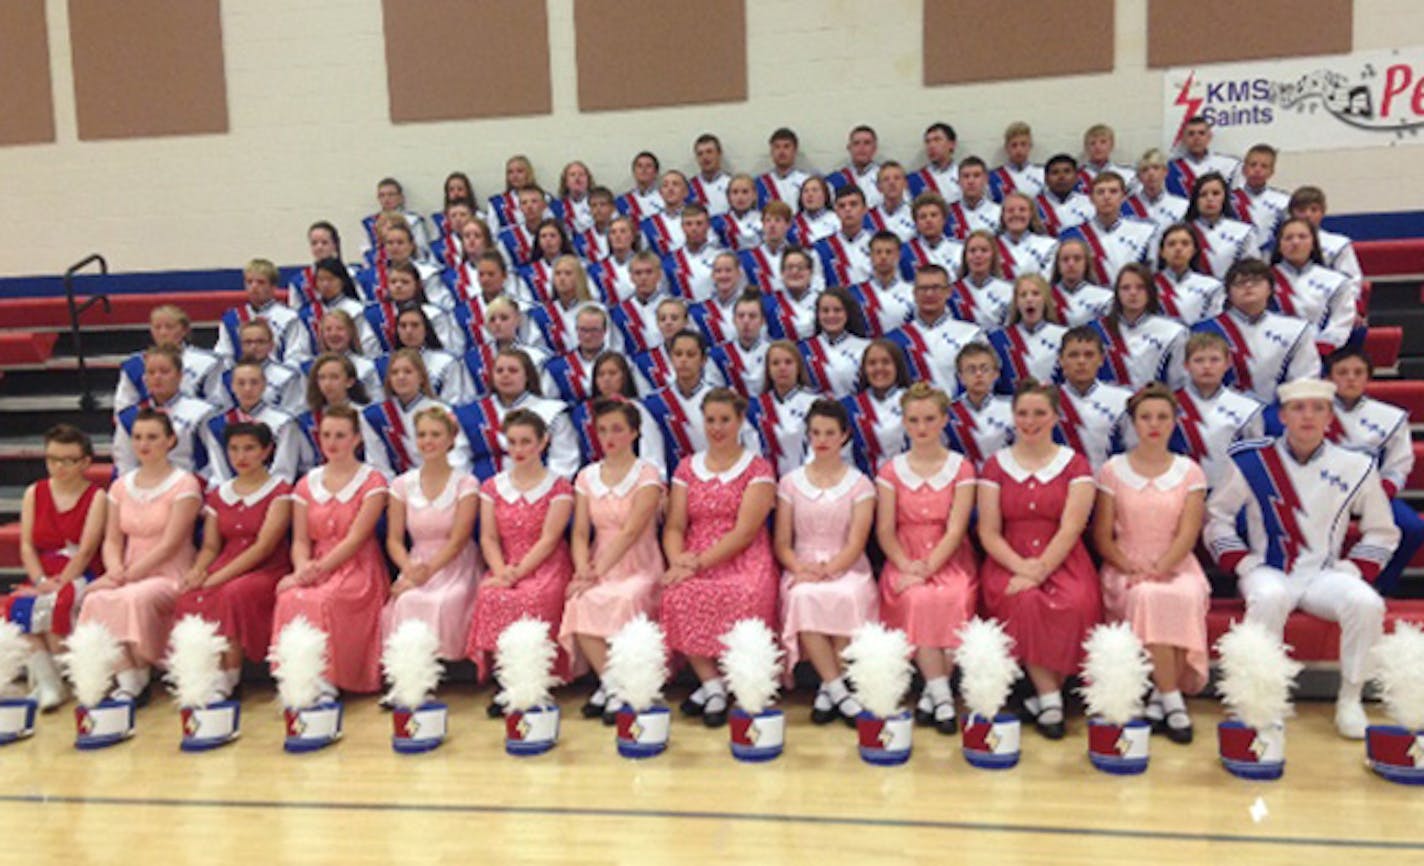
[174,477,292,663]
[466,472,574,680]
[660,451,779,657]
[979,446,1102,676]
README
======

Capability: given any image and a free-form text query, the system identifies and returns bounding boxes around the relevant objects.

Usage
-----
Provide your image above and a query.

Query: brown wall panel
[924,0,1114,85]
[384,0,551,122]
[0,0,56,146]
[68,0,228,140]
[575,0,746,112]
[1148,0,1352,68]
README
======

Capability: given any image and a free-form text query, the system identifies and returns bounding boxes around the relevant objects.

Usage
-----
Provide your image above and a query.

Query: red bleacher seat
[1356,239,1424,277]
[1366,379,1424,424]
[1363,326,1402,369]
[0,291,285,331]
[0,332,57,365]
[1409,443,1424,491]
[1207,598,1424,660]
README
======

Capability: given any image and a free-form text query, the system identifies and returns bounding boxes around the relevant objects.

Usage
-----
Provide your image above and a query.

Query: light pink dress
[1098,454,1211,694]
[380,469,481,660]
[78,468,200,665]
[559,459,665,675]
[877,453,979,649]
[271,464,389,694]
[778,466,878,679]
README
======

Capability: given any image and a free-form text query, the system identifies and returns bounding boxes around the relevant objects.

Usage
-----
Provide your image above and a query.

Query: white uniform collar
[494,471,557,504]
[401,468,462,509]
[892,452,960,491]
[691,449,754,482]
[1108,454,1191,491]
[789,465,861,501]
[586,458,652,498]
[217,475,282,507]
[996,446,1074,483]
[122,466,187,503]
[307,464,374,504]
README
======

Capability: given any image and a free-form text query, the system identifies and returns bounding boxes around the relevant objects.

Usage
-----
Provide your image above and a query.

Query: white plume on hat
[1372,622,1424,731]
[719,619,783,716]
[382,619,444,711]
[270,617,330,710]
[954,617,1021,721]
[1276,377,1336,406]
[1215,620,1302,730]
[494,617,559,711]
[164,615,229,708]
[1078,622,1153,725]
[605,615,667,712]
[61,622,124,708]
[842,623,913,719]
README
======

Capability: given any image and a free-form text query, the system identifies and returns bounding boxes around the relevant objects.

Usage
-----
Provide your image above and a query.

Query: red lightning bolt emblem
[1173,72,1204,145]
[1259,447,1309,570]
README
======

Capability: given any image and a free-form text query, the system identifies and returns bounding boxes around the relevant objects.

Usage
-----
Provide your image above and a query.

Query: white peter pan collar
[308,464,374,504]
[123,467,187,504]
[892,453,960,492]
[217,475,282,507]
[404,469,461,509]
[691,449,754,483]
[1109,454,1191,492]
[996,446,1074,484]
[495,471,556,504]
[587,459,650,498]
[789,465,860,501]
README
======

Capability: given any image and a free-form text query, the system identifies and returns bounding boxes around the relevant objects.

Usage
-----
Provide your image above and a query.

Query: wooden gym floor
[1,685,1419,865]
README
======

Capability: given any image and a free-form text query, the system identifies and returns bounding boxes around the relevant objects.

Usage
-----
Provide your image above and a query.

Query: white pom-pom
[954,617,1021,720]
[0,621,30,698]
[163,615,228,708]
[842,623,913,719]
[494,617,559,711]
[604,615,667,712]
[60,622,124,707]
[1372,622,1424,731]
[269,617,330,710]
[719,619,782,715]
[1078,622,1153,725]
[1215,620,1302,730]
[381,620,444,711]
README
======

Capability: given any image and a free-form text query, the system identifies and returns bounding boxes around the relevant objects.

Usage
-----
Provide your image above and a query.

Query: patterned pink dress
[381,469,482,660]
[79,468,201,665]
[660,451,779,658]
[1098,455,1211,694]
[466,472,574,680]
[877,453,979,649]
[980,447,1103,676]
[778,466,879,677]
[173,477,292,663]
[271,465,389,694]
[560,459,665,676]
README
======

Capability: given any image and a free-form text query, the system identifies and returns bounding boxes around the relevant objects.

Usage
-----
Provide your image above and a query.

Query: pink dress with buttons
[980,446,1102,676]
[1098,454,1211,694]
[173,477,291,663]
[271,465,389,693]
[559,459,665,675]
[877,453,979,649]
[778,466,879,677]
[380,469,482,659]
[466,472,574,681]
[79,468,201,666]
[660,451,779,658]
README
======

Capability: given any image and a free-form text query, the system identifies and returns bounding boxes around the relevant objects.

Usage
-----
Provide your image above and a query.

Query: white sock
[1037,691,1063,724]
[925,676,951,704]
[589,684,607,705]
[1161,690,1190,729]
[813,687,833,712]
[687,683,708,705]
[825,676,850,703]
[703,677,726,697]
[1338,678,1364,704]
[918,691,935,713]
[1145,688,1164,722]
[224,668,242,692]
[1024,694,1041,717]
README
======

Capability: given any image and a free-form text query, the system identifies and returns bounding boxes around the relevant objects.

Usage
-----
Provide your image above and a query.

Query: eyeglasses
[45,455,86,467]
[915,284,949,293]
[959,364,997,376]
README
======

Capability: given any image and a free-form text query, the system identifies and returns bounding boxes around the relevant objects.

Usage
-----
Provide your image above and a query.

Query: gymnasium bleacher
[1,238,1422,662]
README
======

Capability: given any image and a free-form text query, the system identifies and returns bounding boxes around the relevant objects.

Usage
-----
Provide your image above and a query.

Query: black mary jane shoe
[581,698,607,719]
[934,713,959,736]
[679,695,706,717]
[486,698,505,719]
[836,697,863,729]
[811,704,839,726]
[702,706,728,729]
[1034,716,1066,740]
[913,699,934,727]
[1163,710,1194,745]
[602,705,622,727]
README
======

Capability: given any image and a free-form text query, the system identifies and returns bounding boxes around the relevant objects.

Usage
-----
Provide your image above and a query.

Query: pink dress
[559,459,665,675]
[173,477,292,663]
[271,465,389,694]
[980,447,1102,676]
[778,466,879,676]
[466,472,574,680]
[1098,455,1211,694]
[381,469,482,660]
[660,451,779,658]
[78,468,201,666]
[877,453,979,649]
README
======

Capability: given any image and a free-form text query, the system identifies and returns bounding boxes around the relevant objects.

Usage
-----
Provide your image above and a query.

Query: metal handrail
[63,253,110,412]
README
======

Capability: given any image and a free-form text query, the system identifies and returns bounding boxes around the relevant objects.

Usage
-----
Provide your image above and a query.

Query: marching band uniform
[943,391,1014,471]
[363,298,461,356]
[1191,216,1264,279]
[361,394,472,480]
[1051,280,1114,328]
[847,274,915,339]
[1190,308,1320,403]
[551,194,594,234]
[497,223,541,269]
[114,344,225,413]
[1166,151,1241,198]
[215,359,306,415]
[1318,227,1364,292]
[297,295,382,357]
[113,393,215,476]
[884,313,986,393]
[826,162,883,209]
[798,332,870,399]
[841,386,907,477]
[569,399,667,475]
[356,258,451,310]
[909,160,962,202]
[542,347,605,405]
[214,300,310,367]
[375,348,468,404]
[616,185,664,223]
[814,228,874,288]
[790,208,839,247]
[573,225,610,262]
[451,391,581,482]
[588,252,637,306]
[866,198,917,242]
[688,171,732,216]
[900,234,964,282]
[361,210,433,261]
[747,386,817,477]
[756,168,811,208]
[986,321,1066,395]
[1035,189,1093,238]
[989,161,1045,202]
[301,353,383,405]
[1121,188,1188,232]
[663,239,722,302]
[527,297,590,357]
[709,335,770,399]
[687,292,741,347]
[1154,268,1225,326]
[518,258,566,308]
[458,340,553,400]
[1077,160,1140,195]
[487,190,551,232]
[610,290,672,354]
[1055,380,1131,472]
[1270,262,1356,354]
[995,231,1057,280]
[711,208,763,253]
[948,274,1014,331]
[1169,381,1265,490]
[287,262,363,311]
[762,287,821,342]
[630,344,727,396]
[1088,314,1189,391]
[1233,185,1290,251]
[642,378,759,472]
[1058,216,1156,286]
[201,401,301,484]
[641,210,687,257]
[948,197,1001,241]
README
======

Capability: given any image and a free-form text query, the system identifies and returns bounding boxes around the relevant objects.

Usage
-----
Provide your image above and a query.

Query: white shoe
[1334,698,1368,739]
[28,680,68,712]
